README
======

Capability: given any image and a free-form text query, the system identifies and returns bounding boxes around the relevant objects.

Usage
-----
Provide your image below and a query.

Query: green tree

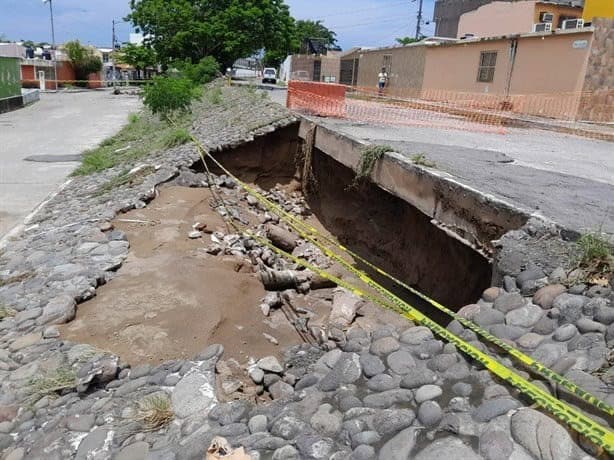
[127,0,295,69]
[178,56,220,84]
[64,40,103,86]
[294,20,337,51]
[395,36,425,45]
[117,43,157,77]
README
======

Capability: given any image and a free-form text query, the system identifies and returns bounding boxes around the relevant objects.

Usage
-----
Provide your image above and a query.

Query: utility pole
[43,0,58,90]
[112,19,116,90]
[415,0,424,40]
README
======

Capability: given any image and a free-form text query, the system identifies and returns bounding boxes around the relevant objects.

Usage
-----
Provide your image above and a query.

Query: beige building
[458,0,584,38]
[340,23,611,121]
[285,51,342,83]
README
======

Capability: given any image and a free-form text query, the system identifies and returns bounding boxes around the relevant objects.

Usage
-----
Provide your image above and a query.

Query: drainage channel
[197,121,524,326]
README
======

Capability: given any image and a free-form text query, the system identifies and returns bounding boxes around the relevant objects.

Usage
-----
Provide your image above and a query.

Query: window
[102,53,109,63]
[382,54,392,74]
[477,51,497,83]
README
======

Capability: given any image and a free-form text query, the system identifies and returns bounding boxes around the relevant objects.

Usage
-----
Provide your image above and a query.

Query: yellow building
[583,0,614,20]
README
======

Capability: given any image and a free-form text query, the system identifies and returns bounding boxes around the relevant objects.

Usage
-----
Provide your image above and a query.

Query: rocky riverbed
[0,86,612,460]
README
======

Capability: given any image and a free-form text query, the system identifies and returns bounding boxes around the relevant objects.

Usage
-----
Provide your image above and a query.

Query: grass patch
[0,305,16,321]
[72,111,191,176]
[411,153,436,168]
[26,367,77,404]
[576,231,614,279]
[132,394,174,432]
[205,86,223,105]
[96,165,156,196]
[350,144,392,187]
[161,128,191,148]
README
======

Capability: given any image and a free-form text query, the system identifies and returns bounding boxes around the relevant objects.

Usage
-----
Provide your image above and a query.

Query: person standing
[378,67,388,95]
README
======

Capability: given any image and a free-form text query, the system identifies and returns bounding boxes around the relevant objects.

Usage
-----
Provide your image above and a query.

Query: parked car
[262,68,277,84]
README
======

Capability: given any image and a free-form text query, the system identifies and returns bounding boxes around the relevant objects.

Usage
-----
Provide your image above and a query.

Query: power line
[314,1,408,20]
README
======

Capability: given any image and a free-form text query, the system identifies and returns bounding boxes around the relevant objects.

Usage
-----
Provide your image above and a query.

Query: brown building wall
[290,54,340,82]
[578,18,614,121]
[355,46,426,96]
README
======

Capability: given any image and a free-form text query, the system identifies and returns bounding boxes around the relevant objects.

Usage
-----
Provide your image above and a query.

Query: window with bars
[382,54,392,74]
[477,51,497,83]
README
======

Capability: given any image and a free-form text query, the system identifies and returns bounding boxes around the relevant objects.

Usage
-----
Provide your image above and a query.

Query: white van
[262,68,277,84]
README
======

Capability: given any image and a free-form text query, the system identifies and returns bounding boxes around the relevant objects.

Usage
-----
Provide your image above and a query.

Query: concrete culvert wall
[307,149,492,309]
[208,123,493,314]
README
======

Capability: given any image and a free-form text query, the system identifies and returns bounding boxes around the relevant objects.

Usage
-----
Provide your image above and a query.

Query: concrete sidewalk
[0,90,141,237]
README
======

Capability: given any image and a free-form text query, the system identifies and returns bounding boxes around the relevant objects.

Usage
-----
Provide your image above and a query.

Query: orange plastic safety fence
[287,81,614,140]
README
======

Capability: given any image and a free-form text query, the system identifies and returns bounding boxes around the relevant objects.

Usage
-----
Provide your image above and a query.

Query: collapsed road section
[0,86,612,460]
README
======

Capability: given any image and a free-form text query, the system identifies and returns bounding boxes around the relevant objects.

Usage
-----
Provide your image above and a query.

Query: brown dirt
[60,186,302,366]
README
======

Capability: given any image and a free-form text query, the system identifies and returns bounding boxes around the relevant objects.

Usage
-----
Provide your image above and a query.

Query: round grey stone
[370,337,400,356]
[553,324,577,342]
[248,415,268,434]
[493,293,525,313]
[400,368,437,389]
[415,385,442,404]
[351,444,375,460]
[418,401,443,427]
[367,374,397,392]
[452,382,473,397]
[272,445,300,460]
[359,354,385,378]
[386,350,416,375]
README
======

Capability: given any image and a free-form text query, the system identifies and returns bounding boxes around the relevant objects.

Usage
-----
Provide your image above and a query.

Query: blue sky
[0,0,435,49]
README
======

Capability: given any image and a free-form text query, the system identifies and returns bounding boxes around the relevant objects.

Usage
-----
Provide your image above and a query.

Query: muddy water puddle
[60,186,302,365]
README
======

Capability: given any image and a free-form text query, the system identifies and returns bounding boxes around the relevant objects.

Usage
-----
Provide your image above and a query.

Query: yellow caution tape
[195,139,614,417]
[179,123,614,453]
[249,231,614,455]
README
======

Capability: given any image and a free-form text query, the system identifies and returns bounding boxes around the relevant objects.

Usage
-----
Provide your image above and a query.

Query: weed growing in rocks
[577,231,614,278]
[411,153,436,168]
[133,394,174,432]
[351,144,392,187]
[205,86,224,105]
[162,128,191,148]
[26,367,77,405]
[96,165,157,196]
[0,305,16,321]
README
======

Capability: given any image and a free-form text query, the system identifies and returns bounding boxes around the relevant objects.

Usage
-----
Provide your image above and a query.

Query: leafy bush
[142,76,201,119]
[577,231,613,277]
[180,56,220,85]
[64,40,103,86]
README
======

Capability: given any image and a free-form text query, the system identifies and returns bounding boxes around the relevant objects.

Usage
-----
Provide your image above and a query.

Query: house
[341,20,612,121]
[433,0,584,38]
[457,0,585,38]
[282,51,343,83]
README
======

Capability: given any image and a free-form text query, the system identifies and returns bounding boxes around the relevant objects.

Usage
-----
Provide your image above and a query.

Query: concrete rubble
[0,86,611,460]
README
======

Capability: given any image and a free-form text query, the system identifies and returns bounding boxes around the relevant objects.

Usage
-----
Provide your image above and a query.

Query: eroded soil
[60,186,302,365]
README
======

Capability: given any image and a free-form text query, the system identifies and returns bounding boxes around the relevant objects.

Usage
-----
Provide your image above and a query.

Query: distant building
[582,0,614,20]
[281,51,343,83]
[458,0,584,38]
[338,22,611,122]
[433,0,584,38]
